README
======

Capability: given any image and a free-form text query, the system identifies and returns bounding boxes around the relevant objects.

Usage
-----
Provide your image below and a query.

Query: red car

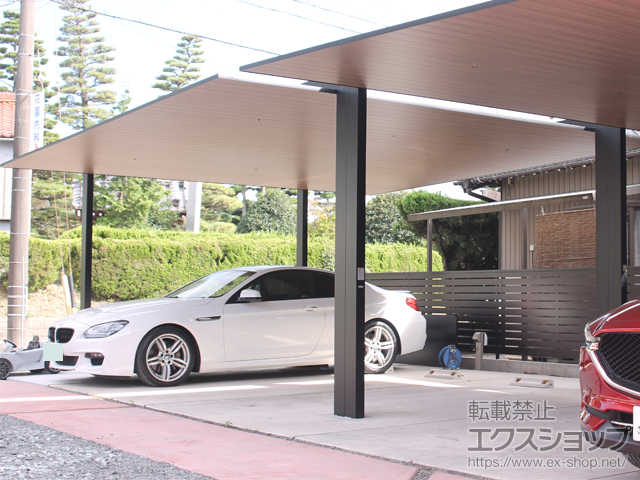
[580,299,640,469]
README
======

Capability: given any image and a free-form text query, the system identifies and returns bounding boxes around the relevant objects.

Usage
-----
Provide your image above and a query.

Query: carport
[5,0,640,419]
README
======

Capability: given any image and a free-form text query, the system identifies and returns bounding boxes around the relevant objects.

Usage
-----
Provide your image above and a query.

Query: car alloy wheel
[0,358,12,380]
[135,327,194,387]
[364,320,397,374]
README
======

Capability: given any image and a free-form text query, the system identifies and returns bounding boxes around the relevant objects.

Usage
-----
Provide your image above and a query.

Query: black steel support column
[296,189,308,267]
[334,86,366,419]
[80,173,94,310]
[595,126,627,316]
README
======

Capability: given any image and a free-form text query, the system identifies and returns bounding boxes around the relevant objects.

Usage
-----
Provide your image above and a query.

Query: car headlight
[584,321,600,348]
[84,321,129,338]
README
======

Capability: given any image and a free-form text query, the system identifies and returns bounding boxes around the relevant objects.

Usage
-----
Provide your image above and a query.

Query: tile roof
[0,92,15,138]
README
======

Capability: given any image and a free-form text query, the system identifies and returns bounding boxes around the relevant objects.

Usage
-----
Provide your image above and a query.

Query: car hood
[55,297,215,326]
[591,298,640,335]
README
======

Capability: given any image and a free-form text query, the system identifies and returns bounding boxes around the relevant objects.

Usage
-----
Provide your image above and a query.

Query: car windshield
[165,270,254,299]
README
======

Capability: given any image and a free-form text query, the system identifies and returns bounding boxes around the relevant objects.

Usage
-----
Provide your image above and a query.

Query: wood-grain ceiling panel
[245,0,640,129]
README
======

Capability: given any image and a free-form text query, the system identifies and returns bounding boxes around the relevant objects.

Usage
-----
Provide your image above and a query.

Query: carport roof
[243,0,640,130]
[1,74,613,194]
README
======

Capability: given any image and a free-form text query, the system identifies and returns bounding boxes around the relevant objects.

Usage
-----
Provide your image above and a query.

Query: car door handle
[194,316,221,322]
[303,305,318,311]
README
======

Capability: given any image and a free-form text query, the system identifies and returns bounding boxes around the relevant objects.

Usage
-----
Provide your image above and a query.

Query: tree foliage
[0,11,21,89]
[237,188,296,235]
[93,175,176,229]
[152,35,204,93]
[55,0,117,130]
[231,185,261,216]
[308,195,335,238]
[0,228,442,299]
[35,40,60,146]
[365,191,418,244]
[0,12,66,236]
[31,171,80,239]
[397,191,498,270]
[0,11,59,144]
[200,183,242,232]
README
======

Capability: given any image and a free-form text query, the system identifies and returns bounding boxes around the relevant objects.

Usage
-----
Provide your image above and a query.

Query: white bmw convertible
[48,266,427,387]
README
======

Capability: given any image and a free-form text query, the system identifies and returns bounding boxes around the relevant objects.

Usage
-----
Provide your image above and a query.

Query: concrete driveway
[10,364,640,480]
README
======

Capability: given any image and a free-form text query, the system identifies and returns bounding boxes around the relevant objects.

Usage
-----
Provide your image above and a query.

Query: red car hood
[591,297,640,335]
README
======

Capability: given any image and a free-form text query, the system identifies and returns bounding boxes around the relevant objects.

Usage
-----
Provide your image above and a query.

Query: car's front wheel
[364,320,397,374]
[45,361,61,374]
[135,327,195,387]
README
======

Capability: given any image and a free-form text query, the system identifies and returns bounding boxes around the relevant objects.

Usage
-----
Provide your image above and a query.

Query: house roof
[2,75,625,194]
[0,92,15,138]
[243,0,640,130]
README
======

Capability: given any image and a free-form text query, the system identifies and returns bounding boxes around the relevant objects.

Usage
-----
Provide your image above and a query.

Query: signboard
[30,90,45,150]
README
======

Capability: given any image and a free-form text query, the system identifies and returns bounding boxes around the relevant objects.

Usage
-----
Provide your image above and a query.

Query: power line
[107,16,237,76]
[289,0,387,28]
[47,0,280,56]
[233,0,360,33]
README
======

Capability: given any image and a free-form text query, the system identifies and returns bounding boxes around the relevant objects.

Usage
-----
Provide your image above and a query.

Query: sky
[2,0,496,200]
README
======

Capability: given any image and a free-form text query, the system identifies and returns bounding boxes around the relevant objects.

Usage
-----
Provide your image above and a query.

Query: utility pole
[7,0,35,347]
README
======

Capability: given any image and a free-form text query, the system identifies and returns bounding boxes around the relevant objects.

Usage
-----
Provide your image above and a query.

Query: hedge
[0,228,442,301]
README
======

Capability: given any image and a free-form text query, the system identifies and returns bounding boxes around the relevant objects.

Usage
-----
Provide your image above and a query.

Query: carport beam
[334,86,366,419]
[297,189,308,266]
[595,126,627,315]
[80,173,93,310]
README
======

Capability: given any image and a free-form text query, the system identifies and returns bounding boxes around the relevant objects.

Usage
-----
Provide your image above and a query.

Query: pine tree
[200,183,242,232]
[31,171,81,239]
[34,39,59,145]
[0,11,67,238]
[237,189,296,235]
[0,11,58,143]
[0,11,19,89]
[55,0,117,130]
[152,35,204,93]
[94,175,176,229]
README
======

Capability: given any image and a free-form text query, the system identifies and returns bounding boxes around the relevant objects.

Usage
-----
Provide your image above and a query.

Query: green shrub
[366,243,443,273]
[0,228,442,300]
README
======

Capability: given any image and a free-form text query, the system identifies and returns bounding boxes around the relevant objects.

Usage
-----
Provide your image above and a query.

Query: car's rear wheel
[0,358,12,380]
[135,327,194,387]
[626,454,640,470]
[364,320,397,374]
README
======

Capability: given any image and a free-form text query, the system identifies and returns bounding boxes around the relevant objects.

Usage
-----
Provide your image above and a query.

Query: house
[459,149,640,271]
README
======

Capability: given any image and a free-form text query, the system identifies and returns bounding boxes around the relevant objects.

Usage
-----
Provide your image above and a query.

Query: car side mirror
[238,289,261,302]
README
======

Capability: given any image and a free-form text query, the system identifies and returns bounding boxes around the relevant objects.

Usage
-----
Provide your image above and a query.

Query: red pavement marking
[5,381,417,480]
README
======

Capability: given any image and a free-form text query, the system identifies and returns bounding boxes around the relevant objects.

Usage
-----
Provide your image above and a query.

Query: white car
[48,266,427,387]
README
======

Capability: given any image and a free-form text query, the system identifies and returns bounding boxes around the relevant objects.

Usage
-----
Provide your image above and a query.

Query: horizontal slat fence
[627,266,640,299]
[366,268,598,362]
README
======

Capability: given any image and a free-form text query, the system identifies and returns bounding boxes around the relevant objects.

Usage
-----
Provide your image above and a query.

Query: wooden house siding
[499,155,640,270]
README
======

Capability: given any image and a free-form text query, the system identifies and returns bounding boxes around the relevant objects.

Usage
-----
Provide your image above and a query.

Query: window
[245,270,314,301]
[312,272,334,298]
[166,270,253,298]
